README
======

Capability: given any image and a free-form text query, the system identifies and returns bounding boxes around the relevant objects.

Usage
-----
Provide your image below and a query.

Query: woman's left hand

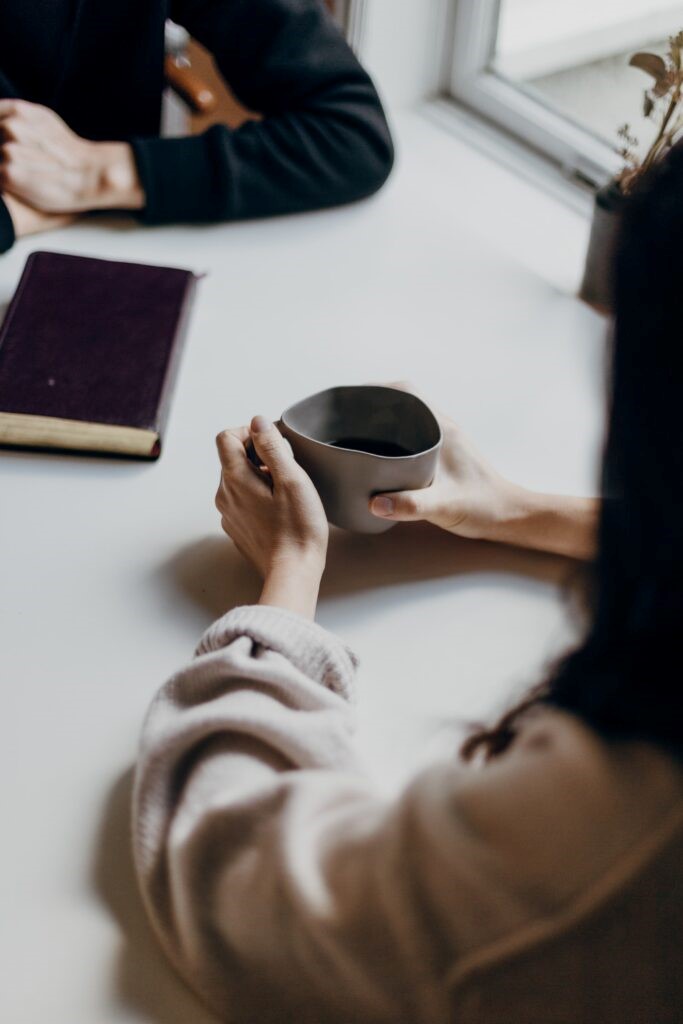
[0,99,144,213]
[216,417,329,618]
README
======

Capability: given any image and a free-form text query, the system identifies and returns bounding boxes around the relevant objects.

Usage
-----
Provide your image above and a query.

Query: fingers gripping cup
[279,386,442,533]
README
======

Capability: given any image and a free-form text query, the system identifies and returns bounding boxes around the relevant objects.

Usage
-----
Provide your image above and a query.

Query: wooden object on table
[164,54,217,115]
[187,0,341,134]
[187,40,256,133]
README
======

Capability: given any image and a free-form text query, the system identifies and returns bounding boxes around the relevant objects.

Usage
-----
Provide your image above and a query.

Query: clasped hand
[0,99,143,236]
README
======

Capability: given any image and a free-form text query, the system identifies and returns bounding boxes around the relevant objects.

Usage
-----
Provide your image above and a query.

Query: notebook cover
[0,250,198,458]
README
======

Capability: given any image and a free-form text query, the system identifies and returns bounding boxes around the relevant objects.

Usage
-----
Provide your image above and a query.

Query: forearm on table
[134,606,360,894]
[131,606,470,1023]
[132,0,393,226]
[490,486,600,561]
[0,140,142,249]
[133,605,364,1017]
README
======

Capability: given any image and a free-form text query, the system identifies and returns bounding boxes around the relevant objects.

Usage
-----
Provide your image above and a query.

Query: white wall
[354,0,452,108]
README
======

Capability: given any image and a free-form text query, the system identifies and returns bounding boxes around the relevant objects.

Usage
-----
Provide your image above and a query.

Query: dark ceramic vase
[579,180,626,314]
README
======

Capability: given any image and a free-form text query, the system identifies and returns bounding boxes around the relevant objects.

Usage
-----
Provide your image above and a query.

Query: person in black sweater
[0,0,394,254]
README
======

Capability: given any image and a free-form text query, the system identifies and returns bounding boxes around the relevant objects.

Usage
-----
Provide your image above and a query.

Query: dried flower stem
[618,32,683,193]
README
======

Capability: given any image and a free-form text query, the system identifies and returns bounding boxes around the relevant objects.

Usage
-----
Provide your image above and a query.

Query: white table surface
[0,112,606,1024]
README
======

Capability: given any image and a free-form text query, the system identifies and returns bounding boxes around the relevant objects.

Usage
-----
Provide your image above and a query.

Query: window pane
[493,0,681,156]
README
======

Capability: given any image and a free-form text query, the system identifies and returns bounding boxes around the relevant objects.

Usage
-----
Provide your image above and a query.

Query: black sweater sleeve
[0,196,16,254]
[131,0,394,225]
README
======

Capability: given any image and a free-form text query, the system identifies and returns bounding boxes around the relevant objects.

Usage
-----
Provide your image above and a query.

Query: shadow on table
[165,521,587,624]
[94,769,220,1024]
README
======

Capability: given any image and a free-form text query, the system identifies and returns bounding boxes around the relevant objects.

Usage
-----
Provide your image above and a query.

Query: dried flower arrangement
[617,32,683,194]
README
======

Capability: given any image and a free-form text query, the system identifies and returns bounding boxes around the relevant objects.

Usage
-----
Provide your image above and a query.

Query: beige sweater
[133,606,683,1024]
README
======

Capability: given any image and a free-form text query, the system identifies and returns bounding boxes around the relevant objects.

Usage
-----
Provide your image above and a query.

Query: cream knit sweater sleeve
[133,604,473,1024]
[132,605,683,1024]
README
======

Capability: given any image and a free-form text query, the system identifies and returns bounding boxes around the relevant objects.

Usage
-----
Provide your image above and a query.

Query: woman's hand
[370,412,519,540]
[369,393,598,560]
[216,417,329,618]
[0,100,144,213]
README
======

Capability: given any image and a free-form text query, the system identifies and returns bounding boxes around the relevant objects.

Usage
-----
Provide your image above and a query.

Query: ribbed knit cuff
[195,605,359,702]
[0,197,16,254]
[131,130,226,225]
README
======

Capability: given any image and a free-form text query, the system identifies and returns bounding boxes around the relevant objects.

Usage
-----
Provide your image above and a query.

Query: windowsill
[415,96,602,296]
[424,97,599,221]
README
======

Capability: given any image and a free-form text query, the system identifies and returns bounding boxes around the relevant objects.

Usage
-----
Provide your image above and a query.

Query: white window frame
[447,0,623,187]
[335,0,368,53]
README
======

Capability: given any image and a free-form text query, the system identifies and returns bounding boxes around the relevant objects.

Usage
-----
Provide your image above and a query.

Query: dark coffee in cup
[329,438,413,457]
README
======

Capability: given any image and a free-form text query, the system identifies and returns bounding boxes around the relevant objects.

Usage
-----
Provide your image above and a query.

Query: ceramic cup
[279,386,442,534]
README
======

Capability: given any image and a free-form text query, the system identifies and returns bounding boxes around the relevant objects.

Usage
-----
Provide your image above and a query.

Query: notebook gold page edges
[0,412,158,456]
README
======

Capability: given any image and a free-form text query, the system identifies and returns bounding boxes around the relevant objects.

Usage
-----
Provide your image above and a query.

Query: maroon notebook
[0,251,198,459]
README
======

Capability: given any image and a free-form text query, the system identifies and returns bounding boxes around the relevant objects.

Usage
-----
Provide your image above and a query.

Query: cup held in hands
[279,386,442,533]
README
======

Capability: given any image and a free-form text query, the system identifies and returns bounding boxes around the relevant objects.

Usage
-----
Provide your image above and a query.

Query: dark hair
[464,144,683,762]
